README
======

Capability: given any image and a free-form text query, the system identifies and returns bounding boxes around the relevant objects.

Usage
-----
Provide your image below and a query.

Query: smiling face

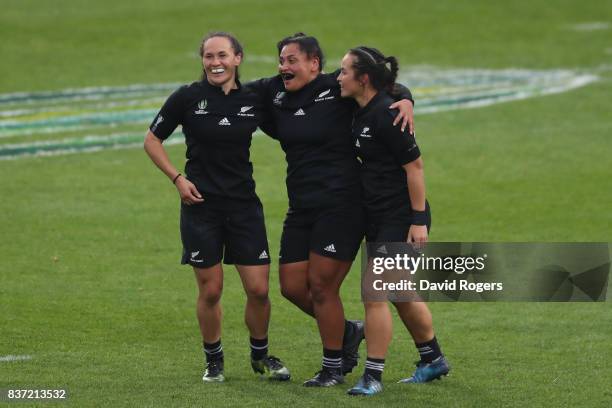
[278,43,320,92]
[337,53,364,98]
[202,36,242,88]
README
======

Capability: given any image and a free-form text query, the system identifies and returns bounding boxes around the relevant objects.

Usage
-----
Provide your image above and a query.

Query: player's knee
[246,284,269,303]
[202,285,223,305]
[309,279,336,304]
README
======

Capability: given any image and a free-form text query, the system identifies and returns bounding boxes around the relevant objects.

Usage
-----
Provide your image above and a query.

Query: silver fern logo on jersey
[360,127,371,138]
[315,88,334,102]
[238,106,255,117]
[273,92,285,106]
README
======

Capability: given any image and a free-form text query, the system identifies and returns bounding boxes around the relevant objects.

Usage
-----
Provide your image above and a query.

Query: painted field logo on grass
[0,67,597,159]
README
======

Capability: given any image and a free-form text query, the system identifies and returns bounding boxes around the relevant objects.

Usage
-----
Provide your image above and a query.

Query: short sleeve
[149,86,186,140]
[389,83,414,105]
[243,77,277,138]
[376,109,420,165]
[243,76,275,105]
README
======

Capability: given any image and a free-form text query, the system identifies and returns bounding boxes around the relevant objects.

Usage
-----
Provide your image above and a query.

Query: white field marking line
[414,75,597,114]
[0,108,155,127]
[0,123,144,139]
[0,354,33,362]
[0,134,187,161]
[0,97,166,118]
[0,132,147,150]
[567,22,610,32]
[0,131,267,161]
[0,83,181,106]
[0,66,598,152]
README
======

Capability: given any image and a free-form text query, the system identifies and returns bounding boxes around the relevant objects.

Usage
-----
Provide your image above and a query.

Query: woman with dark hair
[144,32,290,383]
[337,46,450,396]
[245,33,416,387]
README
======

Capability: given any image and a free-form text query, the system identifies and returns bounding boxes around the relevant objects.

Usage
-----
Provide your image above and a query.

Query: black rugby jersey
[245,72,413,209]
[352,91,421,218]
[150,80,269,201]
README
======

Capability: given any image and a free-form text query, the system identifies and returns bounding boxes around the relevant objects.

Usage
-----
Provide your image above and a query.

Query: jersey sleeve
[389,83,414,105]
[243,76,275,104]
[243,77,278,139]
[258,109,278,139]
[376,109,421,165]
[149,86,187,140]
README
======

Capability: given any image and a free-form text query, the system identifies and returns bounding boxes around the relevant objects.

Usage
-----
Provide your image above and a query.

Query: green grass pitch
[1,0,611,406]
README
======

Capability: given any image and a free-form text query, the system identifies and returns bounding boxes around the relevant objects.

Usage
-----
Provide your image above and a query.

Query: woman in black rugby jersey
[244,33,415,387]
[337,46,450,396]
[143,32,290,383]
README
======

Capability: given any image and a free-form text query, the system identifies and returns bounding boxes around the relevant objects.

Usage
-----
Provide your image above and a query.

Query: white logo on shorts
[324,244,337,253]
[190,250,203,263]
[377,245,387,254]
[258,250,269,259]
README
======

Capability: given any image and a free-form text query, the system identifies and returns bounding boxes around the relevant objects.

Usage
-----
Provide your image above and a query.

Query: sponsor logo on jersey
[324,244,337,253]
[151,114,164,131]
[237,105,255,117]
[360,126,371,138]
[294,108,306,116]
[258,250,269,259]
[273,91,285,106]
[315,88,335,102]
[218,117,231,126]
[195,99,208,115]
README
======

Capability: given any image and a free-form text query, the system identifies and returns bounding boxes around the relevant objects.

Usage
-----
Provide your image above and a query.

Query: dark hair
[348,46,398,93]
[277,32,325,72]
[199,31,244,81]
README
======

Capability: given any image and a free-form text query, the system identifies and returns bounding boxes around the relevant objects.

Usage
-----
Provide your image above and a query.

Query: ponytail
[349,46,398,92]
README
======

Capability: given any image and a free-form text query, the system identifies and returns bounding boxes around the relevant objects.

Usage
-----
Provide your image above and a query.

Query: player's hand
[390,99,415,134]
[175,176,204,205]
[407,224,428,250]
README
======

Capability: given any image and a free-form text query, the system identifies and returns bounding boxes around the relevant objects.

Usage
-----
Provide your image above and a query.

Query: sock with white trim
[364,357,385,381]
[415,336,442,364]
[250,336,268,361]
[203,339,223,363]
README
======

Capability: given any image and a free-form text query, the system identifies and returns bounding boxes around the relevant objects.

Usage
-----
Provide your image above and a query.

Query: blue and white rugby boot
[347,373,383,396]
[398,356,450,383]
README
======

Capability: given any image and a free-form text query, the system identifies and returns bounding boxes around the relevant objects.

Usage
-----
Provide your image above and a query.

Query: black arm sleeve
[377,109,421,165]
[244,77,278,138]
[243,77,274,101]
[149,86,186,140]
[389,83,414,105]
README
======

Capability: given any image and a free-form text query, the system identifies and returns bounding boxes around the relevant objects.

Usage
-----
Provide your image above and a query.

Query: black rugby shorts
[180,198,270,268]
[366,201,431,242]
[279,203,365,264]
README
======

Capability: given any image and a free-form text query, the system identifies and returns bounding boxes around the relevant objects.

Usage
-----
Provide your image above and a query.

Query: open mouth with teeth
[210,68,225,74]
[281,73,295,81]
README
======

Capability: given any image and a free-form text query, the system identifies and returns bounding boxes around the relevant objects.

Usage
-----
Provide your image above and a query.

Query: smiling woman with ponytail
[337,46,451,396]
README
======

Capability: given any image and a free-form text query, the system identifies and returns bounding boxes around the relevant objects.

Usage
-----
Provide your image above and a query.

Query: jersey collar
[356,91,386,117]
[200,78,242,95]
